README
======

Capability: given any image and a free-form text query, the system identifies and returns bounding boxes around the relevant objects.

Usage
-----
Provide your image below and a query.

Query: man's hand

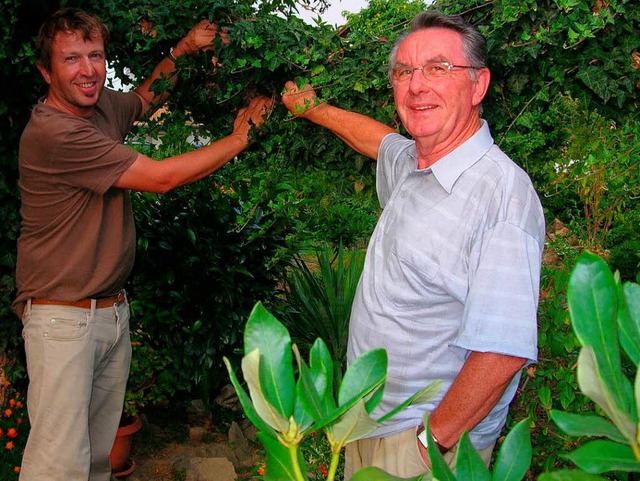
[281,81,322,118]
[232,95,275,144]
[173,20,228,58]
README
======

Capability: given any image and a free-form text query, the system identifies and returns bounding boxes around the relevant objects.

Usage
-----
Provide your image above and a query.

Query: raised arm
[114,95,273,193]
[281,81,395,160]
[133,20,225,118]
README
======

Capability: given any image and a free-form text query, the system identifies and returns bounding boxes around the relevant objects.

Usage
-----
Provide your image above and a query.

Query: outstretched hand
[281,81,322,118]
[173,19,228,57]
[233,95,275,143]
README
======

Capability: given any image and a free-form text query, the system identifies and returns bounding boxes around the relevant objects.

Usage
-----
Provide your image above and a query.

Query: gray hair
[388,10,488,83]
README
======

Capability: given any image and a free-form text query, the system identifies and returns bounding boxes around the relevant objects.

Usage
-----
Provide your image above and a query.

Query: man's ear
[36,61,51,85]
[472,68,491,107]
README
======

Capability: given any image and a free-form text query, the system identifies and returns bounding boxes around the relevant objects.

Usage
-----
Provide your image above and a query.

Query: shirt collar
[423,120,494,194]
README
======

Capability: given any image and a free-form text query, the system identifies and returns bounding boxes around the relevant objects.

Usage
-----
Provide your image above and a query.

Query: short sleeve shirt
[347,122,545,448]
[13,88,142,316]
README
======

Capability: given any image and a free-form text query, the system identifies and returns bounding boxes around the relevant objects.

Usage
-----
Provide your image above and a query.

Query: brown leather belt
[31,290,126,309]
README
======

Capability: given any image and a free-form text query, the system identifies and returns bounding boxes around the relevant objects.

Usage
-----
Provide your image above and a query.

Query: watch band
[167,47,178,63]
[417,428,450,454]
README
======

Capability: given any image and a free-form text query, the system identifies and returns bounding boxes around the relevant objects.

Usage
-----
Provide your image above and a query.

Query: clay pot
[110,415,143,477]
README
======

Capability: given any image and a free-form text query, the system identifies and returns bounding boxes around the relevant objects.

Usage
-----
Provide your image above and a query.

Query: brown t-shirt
[13,88,143,317]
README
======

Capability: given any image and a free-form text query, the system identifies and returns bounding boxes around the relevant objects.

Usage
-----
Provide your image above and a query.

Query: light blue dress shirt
[347,121,545,448]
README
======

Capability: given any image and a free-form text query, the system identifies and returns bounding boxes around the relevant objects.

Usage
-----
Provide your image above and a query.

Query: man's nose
[408,68,431,92]
[78,56,94,75]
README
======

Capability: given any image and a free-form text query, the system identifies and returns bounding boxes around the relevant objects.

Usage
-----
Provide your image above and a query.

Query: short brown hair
[36,7,110,70]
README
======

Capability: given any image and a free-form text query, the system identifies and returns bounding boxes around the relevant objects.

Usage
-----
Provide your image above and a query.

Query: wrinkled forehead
[396,28,466,65]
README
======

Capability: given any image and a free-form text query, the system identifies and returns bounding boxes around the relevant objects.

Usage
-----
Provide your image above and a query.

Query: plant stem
[288,442,307,481]
[327,449,342,481]
[632,441,640,463]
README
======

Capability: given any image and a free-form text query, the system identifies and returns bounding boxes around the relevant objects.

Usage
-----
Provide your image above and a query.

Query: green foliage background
[0,0,639,477]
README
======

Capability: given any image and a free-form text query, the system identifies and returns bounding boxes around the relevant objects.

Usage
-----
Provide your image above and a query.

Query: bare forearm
[133,56,179,116]
[115,133,248,194]
[301,103,394,160]
[429,352,526,448]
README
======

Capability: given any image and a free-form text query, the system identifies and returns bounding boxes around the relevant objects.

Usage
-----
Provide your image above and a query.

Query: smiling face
[37,30,106,117]
[392,28,490,167]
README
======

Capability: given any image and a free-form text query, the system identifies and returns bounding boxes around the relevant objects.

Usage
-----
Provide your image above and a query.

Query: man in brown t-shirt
[14,8,273,481]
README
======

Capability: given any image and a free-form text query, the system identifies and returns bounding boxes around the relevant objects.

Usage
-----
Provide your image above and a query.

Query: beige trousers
[344,426,495,479]
[20,298,131,481]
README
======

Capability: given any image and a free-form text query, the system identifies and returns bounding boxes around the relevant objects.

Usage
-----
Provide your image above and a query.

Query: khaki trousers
[20,298,131,481]
[344,426,495,479]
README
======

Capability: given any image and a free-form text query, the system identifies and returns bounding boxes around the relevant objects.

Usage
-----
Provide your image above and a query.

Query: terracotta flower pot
[110,415,143,476]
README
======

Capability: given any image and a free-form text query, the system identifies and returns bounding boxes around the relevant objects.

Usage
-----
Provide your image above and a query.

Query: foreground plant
[540,251,640,480]
[223,302,440,481]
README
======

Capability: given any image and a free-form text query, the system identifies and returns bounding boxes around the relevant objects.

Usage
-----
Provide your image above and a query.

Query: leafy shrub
[129,175,296,407]
[277,244,366,385]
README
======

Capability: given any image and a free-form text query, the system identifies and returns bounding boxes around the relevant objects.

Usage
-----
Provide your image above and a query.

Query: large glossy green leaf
[636,368,640,438]
[377,381,442,424]
[292,346,315,432]
[538,469,609,481]
[349,466,431,481]
[241,349,290,433]
[294,344,326,423]
[338,348,387,406]
[426,422,456,481]
[549,410,627,443]
[568,252,632,414]
[364,382,386,415]
[327,398,378,445]
[454,432,491,481]
[491,418,532,481]
[564,440,640,473]
[619,282,640,366]
[244,302,296,419]
[223,356,276,437]
[257,431,307,481]
[309,338,337,412]
[577,347,636,442]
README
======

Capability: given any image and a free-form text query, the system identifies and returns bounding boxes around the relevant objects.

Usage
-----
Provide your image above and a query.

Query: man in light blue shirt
[282,9,544,478]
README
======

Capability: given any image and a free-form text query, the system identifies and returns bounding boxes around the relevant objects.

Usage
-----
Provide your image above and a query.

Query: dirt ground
[112,400,261,481]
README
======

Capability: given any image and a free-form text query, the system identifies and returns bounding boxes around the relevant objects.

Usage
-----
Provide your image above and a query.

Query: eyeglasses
[391,61,484,83]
